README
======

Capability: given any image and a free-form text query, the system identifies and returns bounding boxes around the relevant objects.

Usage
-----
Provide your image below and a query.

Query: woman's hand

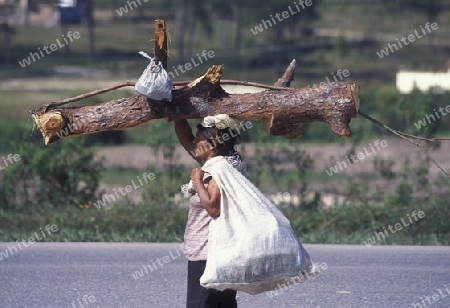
[190,167,221,217]
[191,167,204,184]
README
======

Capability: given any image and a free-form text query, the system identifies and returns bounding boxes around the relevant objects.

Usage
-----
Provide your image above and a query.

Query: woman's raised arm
[174,119,200,163]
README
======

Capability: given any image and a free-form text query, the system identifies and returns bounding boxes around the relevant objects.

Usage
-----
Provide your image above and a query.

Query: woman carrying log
[174,114,247,308]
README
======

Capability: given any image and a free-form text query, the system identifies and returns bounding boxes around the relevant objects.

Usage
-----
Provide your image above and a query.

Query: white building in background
[396,69,450,94]
[56,0,77,8]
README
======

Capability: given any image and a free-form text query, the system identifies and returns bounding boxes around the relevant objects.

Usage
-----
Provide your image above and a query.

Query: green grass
[1,198,448,244]
[0,202,188,242]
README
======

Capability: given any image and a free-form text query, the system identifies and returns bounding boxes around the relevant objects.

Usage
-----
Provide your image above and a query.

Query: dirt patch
[94,137,449,205]
[96,137,450,175]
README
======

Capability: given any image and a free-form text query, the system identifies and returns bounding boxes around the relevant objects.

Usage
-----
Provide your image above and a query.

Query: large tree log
[32,18,359,145]
[32,65,360,144]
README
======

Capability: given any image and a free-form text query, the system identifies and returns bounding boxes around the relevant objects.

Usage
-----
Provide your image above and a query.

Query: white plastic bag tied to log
[135,51,172,101]
[199,156,320,295]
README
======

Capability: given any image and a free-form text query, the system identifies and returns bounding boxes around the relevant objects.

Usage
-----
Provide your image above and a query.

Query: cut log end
[183,65,226,98]
[327,81,360,137]
[32,111,65,145]
[188,65,224,87]
[351,81,360,113]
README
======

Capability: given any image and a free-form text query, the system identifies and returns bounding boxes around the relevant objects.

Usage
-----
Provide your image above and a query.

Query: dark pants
[186,260,238,308]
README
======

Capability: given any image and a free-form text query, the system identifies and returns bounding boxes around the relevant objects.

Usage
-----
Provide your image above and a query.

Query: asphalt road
[0,243,449,308]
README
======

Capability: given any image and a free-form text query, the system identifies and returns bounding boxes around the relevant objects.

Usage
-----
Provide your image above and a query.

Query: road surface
[0,243,449,308]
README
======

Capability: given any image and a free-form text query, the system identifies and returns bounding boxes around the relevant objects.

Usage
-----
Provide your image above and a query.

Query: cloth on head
[200,114,242,131]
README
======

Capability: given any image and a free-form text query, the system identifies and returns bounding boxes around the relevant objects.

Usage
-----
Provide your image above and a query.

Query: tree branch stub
[153,19,168,70]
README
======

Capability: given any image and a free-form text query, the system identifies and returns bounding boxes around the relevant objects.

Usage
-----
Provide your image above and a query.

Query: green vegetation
[0,139,104,210]
[0,201,187,242]
[284,156,450,246]
[0,135,448,244]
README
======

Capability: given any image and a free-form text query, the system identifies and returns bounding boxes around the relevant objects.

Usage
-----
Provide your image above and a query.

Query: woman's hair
[196,124,242,157]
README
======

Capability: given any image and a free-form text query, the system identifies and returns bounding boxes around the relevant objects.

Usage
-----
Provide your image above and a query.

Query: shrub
[0,139,104,210]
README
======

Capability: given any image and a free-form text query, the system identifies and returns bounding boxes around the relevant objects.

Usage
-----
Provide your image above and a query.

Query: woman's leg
[186,260,209,308]
[207,288,237,308]
[186,260,238,308]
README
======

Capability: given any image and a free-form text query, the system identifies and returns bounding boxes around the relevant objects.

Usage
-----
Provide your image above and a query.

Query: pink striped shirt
[182,172,213,261]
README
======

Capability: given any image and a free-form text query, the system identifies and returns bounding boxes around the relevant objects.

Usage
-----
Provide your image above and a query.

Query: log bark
[32,65,360,144]
[31,18,359,145]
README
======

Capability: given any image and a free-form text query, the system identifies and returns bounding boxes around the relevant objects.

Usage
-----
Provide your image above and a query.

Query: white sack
[135,51,172,101]
[200,156,320,295]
